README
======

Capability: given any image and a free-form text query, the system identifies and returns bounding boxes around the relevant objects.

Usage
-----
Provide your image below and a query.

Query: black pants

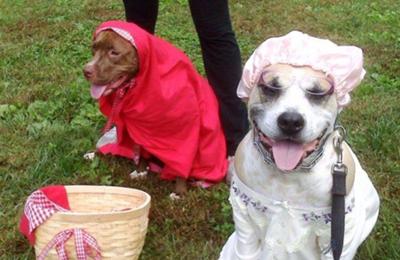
[123,0,249,156]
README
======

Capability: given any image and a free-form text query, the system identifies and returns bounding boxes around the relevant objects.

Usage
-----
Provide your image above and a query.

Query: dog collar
[252,126,330,171]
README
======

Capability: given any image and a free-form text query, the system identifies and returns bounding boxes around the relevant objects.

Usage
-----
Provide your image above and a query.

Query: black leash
[331,126,347,260]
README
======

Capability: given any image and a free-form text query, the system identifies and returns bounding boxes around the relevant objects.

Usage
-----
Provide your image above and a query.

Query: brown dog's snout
[83,64,94,80]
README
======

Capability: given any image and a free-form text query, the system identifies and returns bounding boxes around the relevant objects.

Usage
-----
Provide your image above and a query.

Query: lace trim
[232,180,355,224]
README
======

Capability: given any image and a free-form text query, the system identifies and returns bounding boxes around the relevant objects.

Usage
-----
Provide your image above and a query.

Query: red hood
[94,21,227,182]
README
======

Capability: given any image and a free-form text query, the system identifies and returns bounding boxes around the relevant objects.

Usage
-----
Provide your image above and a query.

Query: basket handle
[37,228,101,260]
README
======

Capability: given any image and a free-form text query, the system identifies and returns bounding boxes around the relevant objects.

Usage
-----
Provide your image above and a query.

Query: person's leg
[188,0,249,156]
[122,0,159,34]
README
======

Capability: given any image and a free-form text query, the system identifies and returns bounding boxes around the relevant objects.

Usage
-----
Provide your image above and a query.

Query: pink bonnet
[237,31,366,107]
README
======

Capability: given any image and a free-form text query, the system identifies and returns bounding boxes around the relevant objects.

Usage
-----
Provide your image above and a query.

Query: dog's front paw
[83,152,96,161]
[129,170,148,179]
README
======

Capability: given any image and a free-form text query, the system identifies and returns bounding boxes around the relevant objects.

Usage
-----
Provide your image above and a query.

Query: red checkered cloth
[37,228,101,260]
[19,186,70,245]
[20,187,102,259]
[24,190,68,233]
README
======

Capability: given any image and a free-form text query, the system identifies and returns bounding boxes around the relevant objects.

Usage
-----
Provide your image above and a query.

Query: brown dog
[83,30,188,196]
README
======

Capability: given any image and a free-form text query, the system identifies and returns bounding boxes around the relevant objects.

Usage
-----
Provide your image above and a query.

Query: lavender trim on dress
[232,181,268,213]
[232,181,355,224]
[302,198,355,224]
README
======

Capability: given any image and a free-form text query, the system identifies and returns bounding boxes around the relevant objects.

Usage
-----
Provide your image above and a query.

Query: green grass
[1,0,399,259]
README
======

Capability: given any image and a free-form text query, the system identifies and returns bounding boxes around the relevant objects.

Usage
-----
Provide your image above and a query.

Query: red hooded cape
[95,21,227,182]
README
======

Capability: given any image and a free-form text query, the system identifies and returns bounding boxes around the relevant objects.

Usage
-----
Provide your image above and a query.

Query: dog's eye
[109,49,121,57]
[305,85,334,99]
[258,84,280,97]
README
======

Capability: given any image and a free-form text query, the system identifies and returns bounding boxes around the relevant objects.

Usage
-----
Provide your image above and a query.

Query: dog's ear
[237,79,249,103]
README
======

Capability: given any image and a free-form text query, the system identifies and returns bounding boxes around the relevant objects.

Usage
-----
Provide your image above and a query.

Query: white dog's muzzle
[253,122,330,171]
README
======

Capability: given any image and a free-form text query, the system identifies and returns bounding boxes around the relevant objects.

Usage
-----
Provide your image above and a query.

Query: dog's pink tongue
[90,85,107,99]
[272,140,305,171]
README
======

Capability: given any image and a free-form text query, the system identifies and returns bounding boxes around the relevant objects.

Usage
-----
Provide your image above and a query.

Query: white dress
[219,152,379,260]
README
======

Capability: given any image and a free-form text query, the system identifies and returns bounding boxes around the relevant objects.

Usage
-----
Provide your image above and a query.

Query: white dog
[220,31,379,260]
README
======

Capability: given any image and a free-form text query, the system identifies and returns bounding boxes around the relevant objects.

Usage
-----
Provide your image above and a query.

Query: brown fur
[83,30,139,85]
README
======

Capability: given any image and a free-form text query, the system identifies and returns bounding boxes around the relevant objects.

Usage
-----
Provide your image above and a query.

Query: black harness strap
[331,163,347,260]
[330,126,348,260]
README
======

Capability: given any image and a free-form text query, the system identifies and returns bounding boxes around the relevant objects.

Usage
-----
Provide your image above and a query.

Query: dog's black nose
[278,112,305,135]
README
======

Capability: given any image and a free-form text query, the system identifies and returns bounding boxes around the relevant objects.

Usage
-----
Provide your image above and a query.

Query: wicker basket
[34,186,151,260]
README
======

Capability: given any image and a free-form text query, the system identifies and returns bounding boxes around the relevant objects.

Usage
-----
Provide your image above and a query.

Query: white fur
[242,65,339,207]
[237,132,336,208]
[251,64,337,144]
[220,64,379,260]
